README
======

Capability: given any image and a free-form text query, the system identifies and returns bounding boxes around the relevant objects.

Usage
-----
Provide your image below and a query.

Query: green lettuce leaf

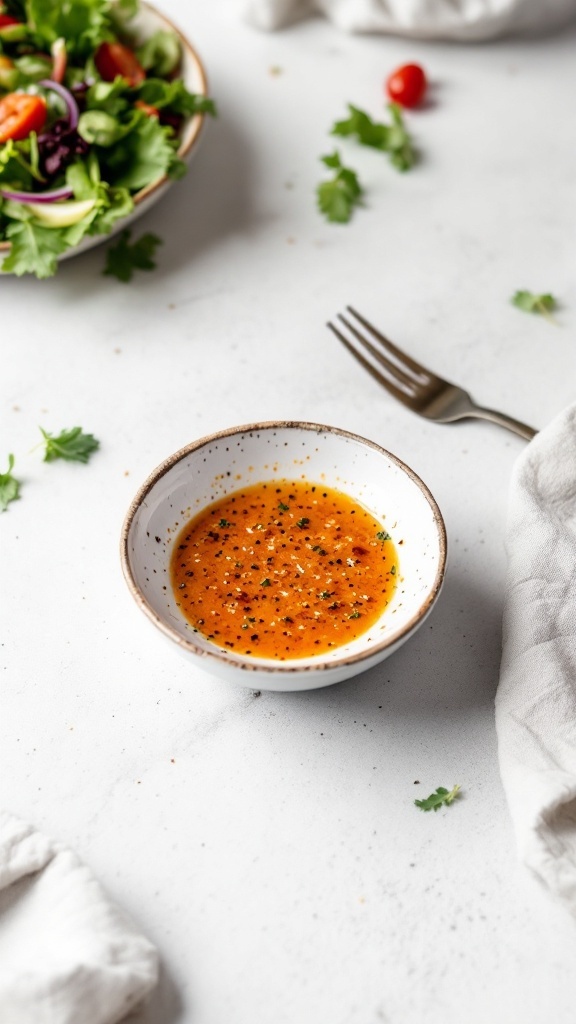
[136,29,180,77]
[84,77,132,117]
[25,0,112,58]
[12,52,52,83]
[2,218,69,277]
[137,78,217,117]
[0,132,44,188]
[66,161,134,234]
[101,112,177,191]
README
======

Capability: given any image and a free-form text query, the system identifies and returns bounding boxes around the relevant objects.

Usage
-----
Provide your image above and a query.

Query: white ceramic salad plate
[121,422,447,692]
[0,0,209,269]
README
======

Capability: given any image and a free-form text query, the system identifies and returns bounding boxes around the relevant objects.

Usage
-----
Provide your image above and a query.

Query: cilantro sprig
[0,454,20,512]
[331,102,415,172]
[511,290,558,324]
[316,151,363,224]
[103,229,162,282]
[415,784,461,812]
[40,427,100,464]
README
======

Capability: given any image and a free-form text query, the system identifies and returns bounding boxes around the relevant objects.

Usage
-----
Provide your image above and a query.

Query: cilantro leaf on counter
[40,427,100,463]
[0,454,20,512]
[332,105,389,150]
[103,228,162,282]
[511,290,558,323]
[415,784,461,812]
[316,151,363,224]
[331,102,415,172]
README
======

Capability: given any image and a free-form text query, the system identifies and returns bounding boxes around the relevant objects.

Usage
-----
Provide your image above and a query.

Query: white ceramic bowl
[0,1,209,265]
[121,422,447,692]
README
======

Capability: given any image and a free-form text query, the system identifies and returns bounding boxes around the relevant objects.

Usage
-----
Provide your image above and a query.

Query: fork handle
[472,406,537,441]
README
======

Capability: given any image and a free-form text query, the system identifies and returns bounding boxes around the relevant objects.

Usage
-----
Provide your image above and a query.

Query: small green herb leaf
[387,102,416,172]
[376,530,391,542]
[40,427,100,464]
[316,150,363,224]
[332,104,390,151]
[103,229,162,283]
[512,290,558,323]
[261,578,271,587]
[330,102,415,172]
[415,784,461,812]
[296,517,310,529]
[0,453,20,512]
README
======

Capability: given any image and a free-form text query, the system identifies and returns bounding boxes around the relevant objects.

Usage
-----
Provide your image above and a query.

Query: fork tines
[327,306,431,399]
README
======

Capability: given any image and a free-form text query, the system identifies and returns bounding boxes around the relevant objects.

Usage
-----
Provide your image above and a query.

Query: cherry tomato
[386,63,427,108]
[0,93,47,143]
[94,41,146,87]
[0,14,21,28]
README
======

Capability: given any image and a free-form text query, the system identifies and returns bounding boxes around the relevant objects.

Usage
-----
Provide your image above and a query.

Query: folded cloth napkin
[0,811,158,1024]
[496,403,576,916]
[243,0,576,39]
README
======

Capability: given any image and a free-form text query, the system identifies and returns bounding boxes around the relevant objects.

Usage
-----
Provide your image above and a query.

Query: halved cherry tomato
[134,99,159,118]
[386,63,427,109]
[0,14,20,28]
[94,41,145,87]
[0,93,47,142]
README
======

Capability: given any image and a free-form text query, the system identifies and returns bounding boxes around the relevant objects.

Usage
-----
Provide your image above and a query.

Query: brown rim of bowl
[120,421,448,676]
[0,0,209,252]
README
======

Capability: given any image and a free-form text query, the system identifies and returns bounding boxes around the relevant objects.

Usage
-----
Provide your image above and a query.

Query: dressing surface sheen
[170,480,398,659]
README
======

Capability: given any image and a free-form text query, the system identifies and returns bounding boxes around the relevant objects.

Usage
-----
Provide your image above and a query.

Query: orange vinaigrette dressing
[170,480,398,660]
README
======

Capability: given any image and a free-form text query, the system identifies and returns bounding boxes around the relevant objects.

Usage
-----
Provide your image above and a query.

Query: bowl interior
[122,423,446,673]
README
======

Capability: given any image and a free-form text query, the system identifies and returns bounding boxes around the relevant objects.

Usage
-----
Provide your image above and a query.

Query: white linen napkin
[0,811,159,1024]
[243,0,576,40]
[496,403,576,916]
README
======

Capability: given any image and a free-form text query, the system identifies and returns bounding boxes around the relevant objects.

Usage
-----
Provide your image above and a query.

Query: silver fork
[327,307,537,441]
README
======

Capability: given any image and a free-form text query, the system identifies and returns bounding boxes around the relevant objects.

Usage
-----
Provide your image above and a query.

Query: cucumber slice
[27,198,96,228]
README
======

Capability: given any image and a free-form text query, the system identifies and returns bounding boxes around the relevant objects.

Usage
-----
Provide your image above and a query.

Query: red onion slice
[39,78,79,130]
[0,185,74,203]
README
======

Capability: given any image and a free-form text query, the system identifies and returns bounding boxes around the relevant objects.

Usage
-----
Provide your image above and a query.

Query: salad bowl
[0,0,210,273]
[121,422,447,692]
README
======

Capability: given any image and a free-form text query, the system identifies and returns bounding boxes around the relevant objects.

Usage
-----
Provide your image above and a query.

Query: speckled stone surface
[2,4,576,1021]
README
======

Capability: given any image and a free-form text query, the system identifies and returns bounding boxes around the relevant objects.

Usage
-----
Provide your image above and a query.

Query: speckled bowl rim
[120,421,448,677]
[0,0,209,253]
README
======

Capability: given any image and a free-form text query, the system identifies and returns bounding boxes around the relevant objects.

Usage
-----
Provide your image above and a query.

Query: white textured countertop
[3,3,576,1021]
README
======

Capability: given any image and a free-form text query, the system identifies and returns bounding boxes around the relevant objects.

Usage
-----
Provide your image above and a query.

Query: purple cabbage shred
[37,118,89,181]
